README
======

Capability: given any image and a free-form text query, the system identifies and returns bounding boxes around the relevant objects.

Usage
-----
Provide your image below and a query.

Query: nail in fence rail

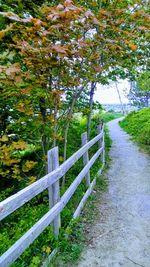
[0,123,104,267]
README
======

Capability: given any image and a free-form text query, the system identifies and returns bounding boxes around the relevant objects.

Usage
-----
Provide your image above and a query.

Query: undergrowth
[0,111,112,267]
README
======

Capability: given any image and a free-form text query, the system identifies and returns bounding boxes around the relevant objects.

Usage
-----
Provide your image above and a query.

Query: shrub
[120,108,150,150]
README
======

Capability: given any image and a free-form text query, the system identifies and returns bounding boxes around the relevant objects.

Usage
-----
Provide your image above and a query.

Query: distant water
[102,103,137,113]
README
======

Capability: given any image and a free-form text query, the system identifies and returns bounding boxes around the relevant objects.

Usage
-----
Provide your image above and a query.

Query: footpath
[75,118,150,267]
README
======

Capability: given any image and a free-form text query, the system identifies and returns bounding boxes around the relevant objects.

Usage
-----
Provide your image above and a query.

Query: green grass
[100,111,122,123]
[120,108,150,153]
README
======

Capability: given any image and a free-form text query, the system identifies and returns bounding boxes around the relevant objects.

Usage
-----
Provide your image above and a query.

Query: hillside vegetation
[120,108,150,153]
[100,112,122,123]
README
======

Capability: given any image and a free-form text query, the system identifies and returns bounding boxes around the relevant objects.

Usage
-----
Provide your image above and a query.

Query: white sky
[94,79,130,104]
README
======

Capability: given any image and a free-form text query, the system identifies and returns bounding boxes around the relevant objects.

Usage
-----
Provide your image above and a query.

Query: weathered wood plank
[73,177,96,218]
[0,146,103,267]
[48,147,60,237]
[97,124,104,161]
[81,132,90,186]
[102,132,105,165]
[0,131,103,221]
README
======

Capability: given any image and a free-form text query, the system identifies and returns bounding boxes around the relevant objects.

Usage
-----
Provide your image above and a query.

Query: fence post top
[81,132,87,137]
[48,146,59,154]
[97,124,102,130]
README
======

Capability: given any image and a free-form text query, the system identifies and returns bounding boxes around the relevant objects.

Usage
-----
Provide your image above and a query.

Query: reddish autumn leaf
[85,10,94,18]
[93,65,103,72]
[99,9,111,16]
[0,11,32,22]
[6,63,20,76]
[138,26,148,31]
[57,4,64,10]
[64,0,73,7]
[15,76,23,83]
[93,17,100,25]
[21,87,32,94]
[52,45,68,54]
[32,18,43,26]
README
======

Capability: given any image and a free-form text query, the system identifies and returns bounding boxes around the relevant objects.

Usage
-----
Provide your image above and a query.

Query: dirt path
[75,118,150,267]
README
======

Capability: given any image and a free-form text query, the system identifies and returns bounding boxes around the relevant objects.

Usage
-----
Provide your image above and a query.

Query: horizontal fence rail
[0,123,105,267]
[0,130,103,221]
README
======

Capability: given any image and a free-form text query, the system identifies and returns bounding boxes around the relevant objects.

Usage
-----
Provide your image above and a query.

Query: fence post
[97,122,103,161]
[47,147,60,237]
[102,129,105,165]
[81,132,90,186]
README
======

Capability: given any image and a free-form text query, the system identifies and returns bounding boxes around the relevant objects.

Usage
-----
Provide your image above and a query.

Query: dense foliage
[120,108,150,152]
[128,71,150,107]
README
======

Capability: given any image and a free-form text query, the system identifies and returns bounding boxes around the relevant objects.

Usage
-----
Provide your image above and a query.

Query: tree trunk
[39,97,47,153]
[39,97,49,173]
[62,85,85,187]
[87,82,96,140]
[52,103,58,148]
[115,82,125,115]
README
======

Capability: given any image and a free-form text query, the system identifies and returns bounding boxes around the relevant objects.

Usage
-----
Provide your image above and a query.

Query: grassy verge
[119,108,150,154]
[100,111,122,123]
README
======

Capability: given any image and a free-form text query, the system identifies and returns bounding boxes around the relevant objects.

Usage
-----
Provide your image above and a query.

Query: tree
[0,1,103,185]
[0,0,150,187]
[129,71,150,108]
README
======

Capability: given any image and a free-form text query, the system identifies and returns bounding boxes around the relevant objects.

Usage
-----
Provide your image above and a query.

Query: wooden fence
[0,123,105,267]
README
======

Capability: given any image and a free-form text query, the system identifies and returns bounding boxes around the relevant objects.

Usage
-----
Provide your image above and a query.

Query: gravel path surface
[75,118,150,267]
